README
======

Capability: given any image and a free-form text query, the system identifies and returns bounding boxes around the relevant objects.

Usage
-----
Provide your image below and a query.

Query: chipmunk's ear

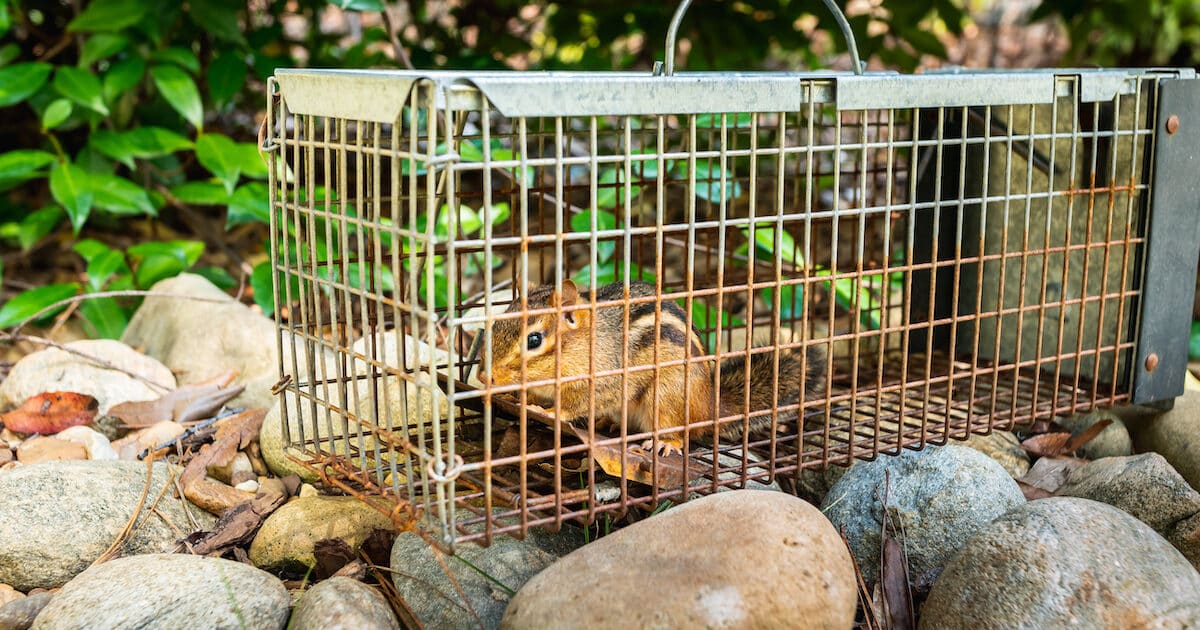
[555,280,584,329]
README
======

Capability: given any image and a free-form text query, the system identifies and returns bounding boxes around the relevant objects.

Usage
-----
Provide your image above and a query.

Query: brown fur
[482,280,825,453]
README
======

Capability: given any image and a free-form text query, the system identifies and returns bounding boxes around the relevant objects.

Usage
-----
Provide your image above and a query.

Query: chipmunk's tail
[708,344,827,442]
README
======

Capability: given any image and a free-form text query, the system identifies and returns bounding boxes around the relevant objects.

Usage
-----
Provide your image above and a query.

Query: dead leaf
[108,370,243,427]
[1018,455,1086,494]
[1016,479,1055,500]
[180,408,267,490]
[313,538,357,580]
[1,392,97,434]
[880,532,914,629]
[331,559,368,580]
[190,486,288,555]
[1061,419,1113,453]
[1020,431,1072,458]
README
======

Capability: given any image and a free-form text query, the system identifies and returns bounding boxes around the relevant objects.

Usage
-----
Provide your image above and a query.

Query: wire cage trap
[264,8,1200,549]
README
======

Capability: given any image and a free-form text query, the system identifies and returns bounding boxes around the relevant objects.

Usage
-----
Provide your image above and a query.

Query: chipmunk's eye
[526,332,543,351]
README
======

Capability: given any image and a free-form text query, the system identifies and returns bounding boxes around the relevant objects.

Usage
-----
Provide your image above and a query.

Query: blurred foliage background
[0,0,1197,345]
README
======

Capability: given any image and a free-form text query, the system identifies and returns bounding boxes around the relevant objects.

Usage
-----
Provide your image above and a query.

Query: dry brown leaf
[1020,431,1072,458]
[881,534,915,629]
[180,408,267,490]
[1061,419,1114,453]
[190,487,288,555]
[1,392,97,434]
[1018,455,1086,494]
[1017,479,1055,500]
[108,370,243,427]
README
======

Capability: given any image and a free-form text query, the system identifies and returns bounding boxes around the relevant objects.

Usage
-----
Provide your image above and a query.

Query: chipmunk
[478,279,826,456]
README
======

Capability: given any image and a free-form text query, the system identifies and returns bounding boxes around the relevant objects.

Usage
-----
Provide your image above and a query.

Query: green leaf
[0,149,56,191]
[53,66,109,115]
[91,173,158,216]
[128,240,203,288]
[188,0,247,44]
[68,0,148,31]
[695,113,754,128]
[0,62,52,107]
[41,99,72,130]
[103,57,145,101]
[0,44,19,67]
[80,297,128,339]
[193,265,237,290]
[0,283,80,328]
[73,238,114,262]
[571,209,617,263]
[150,47,201,74]
[226,182,269,226]
[235,141,268,179]
[207,50,247,106]
[170,181,229,205]
[0,0,9,39]
[18,206,62,251]
[84,249,129,291]
[90,127,193,167]
[127,240,204,266]
[80,33,129,65]
[195,133,240,192]
[50,162,95,233]
[682,161,742,202]
[150,64,203,129]
[763,283,803,320]
[250,261,275,314]
[330,0,386,11]
[742,222,803,268]
[1191,321,1200,361]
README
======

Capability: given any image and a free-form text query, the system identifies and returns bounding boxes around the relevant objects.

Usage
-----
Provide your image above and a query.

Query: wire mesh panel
[264,67,1199,547]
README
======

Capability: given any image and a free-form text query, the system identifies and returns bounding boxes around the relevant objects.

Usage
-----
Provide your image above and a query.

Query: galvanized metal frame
[264,67,1197,548]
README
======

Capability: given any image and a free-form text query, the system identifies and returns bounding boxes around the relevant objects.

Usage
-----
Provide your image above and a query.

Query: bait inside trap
[264,12,1200,547]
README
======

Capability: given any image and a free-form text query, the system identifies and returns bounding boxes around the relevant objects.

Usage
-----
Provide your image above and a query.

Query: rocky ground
[1,273,1200,628]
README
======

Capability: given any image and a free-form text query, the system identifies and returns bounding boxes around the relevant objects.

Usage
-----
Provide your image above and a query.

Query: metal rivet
[1145,353,1159,372]
[1167,115,1180,134]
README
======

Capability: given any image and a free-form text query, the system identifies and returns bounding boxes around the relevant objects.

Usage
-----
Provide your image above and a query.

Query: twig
[92,456,159,567]
[6,333,175,393]
[380,7,415,71]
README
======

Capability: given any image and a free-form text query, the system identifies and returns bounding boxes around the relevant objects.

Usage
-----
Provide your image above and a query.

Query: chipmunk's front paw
[640,437,683,457]
[524,403,556,418]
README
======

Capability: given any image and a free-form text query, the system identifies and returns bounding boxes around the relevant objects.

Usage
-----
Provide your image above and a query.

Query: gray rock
[501,490,857,629]
[1129,381,1200,492]
[821,444,1025,590]
[121,273,279,410]
[249,496,396,573]
[31,554,290,630]
[0,592,52,630]
[391,519,581,629]
[1057,409,1132,459]
[0,339,175,415]
[291,577,400,630]
[960,430,1030,478]
[0,461,214,590]
[1167,512,1200,573]
[920,498,1200,628]
[1057,453,1200,533]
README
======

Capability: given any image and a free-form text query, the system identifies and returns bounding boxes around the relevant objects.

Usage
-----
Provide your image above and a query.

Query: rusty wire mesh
[265,69,1170,547]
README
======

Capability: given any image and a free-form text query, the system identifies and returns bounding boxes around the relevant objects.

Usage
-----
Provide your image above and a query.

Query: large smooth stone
[121,273,279,410]
[920,498,1200,628]
[1057,409,1132,459]
[1057,453,1200,534]
[249,496,396,573]
[291,576,400,630]
[31,554,290,629]
[0,460,214,590]
[502,491,857,629]
[1129,375,1200,491]
[391,521,580,630]
[0,339,175,414]
[259,332,448,482]
[821,444,1024,590]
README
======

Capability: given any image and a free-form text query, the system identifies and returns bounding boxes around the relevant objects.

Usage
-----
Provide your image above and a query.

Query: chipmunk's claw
[640,438,683,457]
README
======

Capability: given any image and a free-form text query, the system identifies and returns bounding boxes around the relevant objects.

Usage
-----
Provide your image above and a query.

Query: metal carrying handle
[660,0,864,76]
